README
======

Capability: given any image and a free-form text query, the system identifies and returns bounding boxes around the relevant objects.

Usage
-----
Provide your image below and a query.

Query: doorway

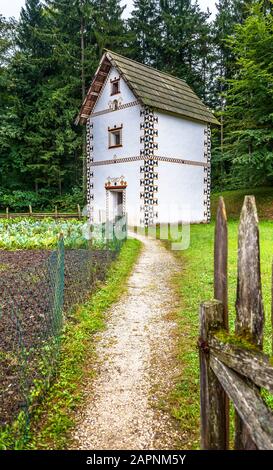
[112,190,123,220]
[105,177,127,222]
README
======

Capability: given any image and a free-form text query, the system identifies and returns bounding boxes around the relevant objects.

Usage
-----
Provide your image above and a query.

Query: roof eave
[148,103,220,126]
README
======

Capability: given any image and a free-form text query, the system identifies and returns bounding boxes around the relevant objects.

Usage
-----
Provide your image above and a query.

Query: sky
[1,0,218,21]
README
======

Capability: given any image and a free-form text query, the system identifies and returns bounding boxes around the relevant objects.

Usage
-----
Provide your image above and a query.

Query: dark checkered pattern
[86,119,94,221]
[139,107,159,227]
[204,125,211,222]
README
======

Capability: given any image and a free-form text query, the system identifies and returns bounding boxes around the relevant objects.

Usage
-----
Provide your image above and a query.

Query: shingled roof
[76,50,220,126]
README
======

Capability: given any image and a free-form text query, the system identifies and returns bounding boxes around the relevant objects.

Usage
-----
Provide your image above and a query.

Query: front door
[112,190,123,220]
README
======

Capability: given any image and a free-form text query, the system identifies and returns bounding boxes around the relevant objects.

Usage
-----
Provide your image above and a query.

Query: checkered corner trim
[139,107,159,227]
[86,118,94,222]
[203,124,211,222]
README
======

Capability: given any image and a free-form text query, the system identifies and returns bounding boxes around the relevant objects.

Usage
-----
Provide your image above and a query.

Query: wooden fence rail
[2,205,82,220]
[199,195,273,450]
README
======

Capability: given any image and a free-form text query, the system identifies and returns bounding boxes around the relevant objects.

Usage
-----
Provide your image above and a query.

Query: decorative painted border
[203,125,211,222]
[90,100,139,118]
[88,155,208,168]
[139,107,159,227]
[86,118,94,221]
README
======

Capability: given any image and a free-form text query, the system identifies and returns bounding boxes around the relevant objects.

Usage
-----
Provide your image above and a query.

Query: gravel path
[72,234,182,450]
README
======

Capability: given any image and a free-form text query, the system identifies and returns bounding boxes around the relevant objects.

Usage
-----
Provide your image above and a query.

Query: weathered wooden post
[77,204,81,220]
[6,207,9,219]
[29,205,33,217]
[214,197,228,326]
[199,300,228,449]
[55,205,58,219]
[235,195,264,450]
[214,196,229,447]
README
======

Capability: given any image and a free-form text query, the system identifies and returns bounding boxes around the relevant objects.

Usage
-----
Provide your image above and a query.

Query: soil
[0,248,115,427]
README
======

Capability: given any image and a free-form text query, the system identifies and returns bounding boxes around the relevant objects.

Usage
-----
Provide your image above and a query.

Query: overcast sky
[1,0,217,20]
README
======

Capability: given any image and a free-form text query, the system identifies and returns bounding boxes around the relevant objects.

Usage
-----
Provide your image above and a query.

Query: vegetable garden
[0,217,127,449]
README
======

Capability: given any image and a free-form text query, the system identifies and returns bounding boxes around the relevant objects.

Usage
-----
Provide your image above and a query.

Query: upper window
[108,125,123,148]
[111,78,120,95]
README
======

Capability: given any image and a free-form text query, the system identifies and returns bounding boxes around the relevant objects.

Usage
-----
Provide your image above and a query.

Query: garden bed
[0,248,116,427]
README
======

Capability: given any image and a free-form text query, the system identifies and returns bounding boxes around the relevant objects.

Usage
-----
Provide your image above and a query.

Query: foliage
[0,218,86,249]
[213,1,273,189]
[1,0,273,196]
[0,187,85,212]
[128,0,212,101]
[0,0,126,197]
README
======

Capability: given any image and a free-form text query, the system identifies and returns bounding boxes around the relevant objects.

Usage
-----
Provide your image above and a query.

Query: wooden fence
[199,195,273,450]
[2,205,82,220]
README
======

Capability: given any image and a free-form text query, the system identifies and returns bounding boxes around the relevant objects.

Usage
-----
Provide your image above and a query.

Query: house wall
[92,66,137,113]
[155,111,207,163]
[92,105,141,162]
[87,65,210,226]
[151,111,209,223]
[92,161,141,227]
[156,162,205,223]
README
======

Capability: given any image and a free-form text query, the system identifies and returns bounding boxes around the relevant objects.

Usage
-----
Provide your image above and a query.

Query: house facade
[77,50,219,227]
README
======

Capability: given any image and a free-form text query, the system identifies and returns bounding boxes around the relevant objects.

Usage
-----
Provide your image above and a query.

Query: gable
[92,66,138,114]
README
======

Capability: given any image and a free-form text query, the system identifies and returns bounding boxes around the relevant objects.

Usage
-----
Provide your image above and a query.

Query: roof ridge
[104,49,188,85]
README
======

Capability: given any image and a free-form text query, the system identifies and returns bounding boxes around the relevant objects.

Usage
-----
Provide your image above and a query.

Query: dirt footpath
[72,234,183,450]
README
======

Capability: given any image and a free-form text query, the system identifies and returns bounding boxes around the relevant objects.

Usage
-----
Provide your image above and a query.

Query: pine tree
[128,0,161,65]
[0,16,18,189]
[158,0,211,99]
[211,0,258,188]
[91,0,127,58]
[223,3,273,187]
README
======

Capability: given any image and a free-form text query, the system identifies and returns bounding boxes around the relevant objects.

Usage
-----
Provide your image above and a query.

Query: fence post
[53,233,65,336]
[214,197,228,326]
[55,206,58,219]
[77,204,81,220]
[6,207,9,219]
[199,300,228,449]
[214,197,229,446]
[235,195,264,450]
[29,205,33,217]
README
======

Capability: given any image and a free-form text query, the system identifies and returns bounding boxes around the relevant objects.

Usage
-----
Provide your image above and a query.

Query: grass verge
[211,187,273,219]
[26,238,141,450]
[165,219,273,449]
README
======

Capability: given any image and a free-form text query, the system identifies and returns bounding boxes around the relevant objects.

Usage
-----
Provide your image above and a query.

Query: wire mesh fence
[0,218,127,449]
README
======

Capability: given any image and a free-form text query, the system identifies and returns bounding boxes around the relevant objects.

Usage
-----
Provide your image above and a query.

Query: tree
[91,0,127,58]
[222,3,273,187]
[127,0,161,65]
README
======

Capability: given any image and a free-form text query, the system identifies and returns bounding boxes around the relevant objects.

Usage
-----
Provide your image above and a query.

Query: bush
[52,187,85,212]
[0,187,85,213]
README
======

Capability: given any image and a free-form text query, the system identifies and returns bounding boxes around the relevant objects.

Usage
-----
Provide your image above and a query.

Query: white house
[76,50,219,227]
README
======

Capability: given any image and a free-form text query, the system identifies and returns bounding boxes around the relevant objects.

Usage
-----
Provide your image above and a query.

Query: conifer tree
[128,0,161,65]
[223,3,273,187]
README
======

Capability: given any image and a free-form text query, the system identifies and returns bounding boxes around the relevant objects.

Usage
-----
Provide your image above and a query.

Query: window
[111,78,120,95]
[108,126,123,148]
[113,99,119,110]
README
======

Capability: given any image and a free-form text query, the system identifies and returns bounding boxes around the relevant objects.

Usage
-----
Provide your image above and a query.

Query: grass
[211,186,273,219]
[25,238,141,450]
[167,218,273,449]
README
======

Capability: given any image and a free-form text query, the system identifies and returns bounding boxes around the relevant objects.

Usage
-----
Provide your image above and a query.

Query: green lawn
[170,218,273,449]
[211,187,273,219]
